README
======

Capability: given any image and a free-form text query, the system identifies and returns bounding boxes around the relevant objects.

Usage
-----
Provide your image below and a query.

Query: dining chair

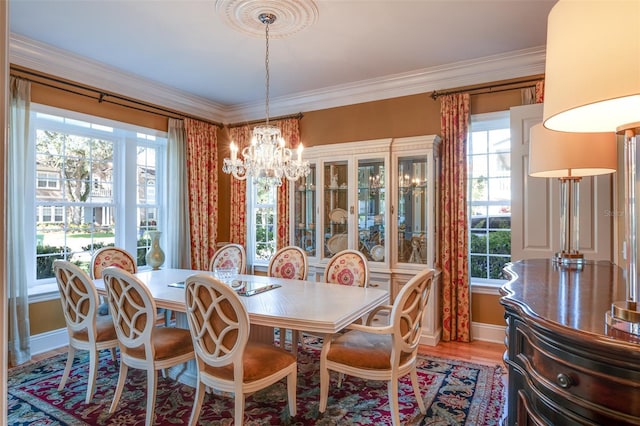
[90,246,137,316]
[92,246,172,325]
[53,260,119,403]
[102,267,194,426]
[90,246,137,280]
[318,268,434,426]
[184,273,297,425]
[208,243,247,274]
[268,245,308,280]
[268,245,308,350]
[323,249,369,288]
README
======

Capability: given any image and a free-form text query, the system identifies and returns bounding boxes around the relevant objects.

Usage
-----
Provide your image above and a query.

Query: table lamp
[542,0,640,333]
[529,124,616,266]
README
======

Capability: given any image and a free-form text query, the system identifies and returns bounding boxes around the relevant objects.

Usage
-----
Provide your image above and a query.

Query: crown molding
[227,46,546,122]
[10,34,545,125]
[9,34,228,122]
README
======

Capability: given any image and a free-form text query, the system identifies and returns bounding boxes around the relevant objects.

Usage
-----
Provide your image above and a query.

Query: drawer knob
[556,373,573,389]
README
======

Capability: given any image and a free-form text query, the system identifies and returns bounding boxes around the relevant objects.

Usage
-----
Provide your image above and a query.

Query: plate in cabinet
[327,234,348,254]
[371,244,384,261]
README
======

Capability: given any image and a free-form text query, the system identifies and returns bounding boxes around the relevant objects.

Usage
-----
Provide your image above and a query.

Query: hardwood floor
[419,339,506,366]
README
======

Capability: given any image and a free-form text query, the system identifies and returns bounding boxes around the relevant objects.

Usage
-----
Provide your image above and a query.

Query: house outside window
[247,181,278,266]
[31,105,166,293]
[468,111,511,283]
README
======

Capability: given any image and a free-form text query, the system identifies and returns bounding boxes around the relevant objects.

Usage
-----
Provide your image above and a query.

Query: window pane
[33,106,166,286]
[468,111,511,281]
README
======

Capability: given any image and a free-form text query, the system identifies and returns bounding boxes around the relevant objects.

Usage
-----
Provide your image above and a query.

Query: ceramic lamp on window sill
[528,124,616,266]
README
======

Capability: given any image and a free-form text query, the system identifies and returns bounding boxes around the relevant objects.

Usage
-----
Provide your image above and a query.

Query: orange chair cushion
[71,314,118,343]
[124,327,193,361]
[202,342,296,382]
[325,330,411,369]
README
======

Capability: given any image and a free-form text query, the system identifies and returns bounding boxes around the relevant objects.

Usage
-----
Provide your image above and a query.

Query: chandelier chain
[265,19,270,125]
[222,11,310,186]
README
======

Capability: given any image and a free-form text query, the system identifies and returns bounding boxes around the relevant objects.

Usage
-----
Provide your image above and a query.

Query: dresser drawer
[516,324,640,422]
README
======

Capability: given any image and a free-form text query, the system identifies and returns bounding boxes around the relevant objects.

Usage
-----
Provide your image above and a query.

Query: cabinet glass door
[324,161,349,258]
[397,156,428,264]
[358,159,386,263]
[293,164,316,257]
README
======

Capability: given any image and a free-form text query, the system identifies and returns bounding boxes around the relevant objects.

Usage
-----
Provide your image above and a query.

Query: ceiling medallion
[215,0,319,38]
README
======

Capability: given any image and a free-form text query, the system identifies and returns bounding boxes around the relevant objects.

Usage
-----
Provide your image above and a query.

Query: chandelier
[222,12,310,187]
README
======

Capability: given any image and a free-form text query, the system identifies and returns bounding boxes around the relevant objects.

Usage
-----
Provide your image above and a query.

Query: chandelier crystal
[222,12,310,187]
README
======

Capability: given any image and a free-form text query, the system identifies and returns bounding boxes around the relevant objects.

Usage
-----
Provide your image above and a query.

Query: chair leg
[85,349,98,403]
[109,347,117,362]
[234,392,245,425]
[387,379,400,426]
[58,346,75,391]
[188,381,206,426]
[145,369,157,426]
[109,362,128,413]
[411,367,426,414]
[287,370,297,416]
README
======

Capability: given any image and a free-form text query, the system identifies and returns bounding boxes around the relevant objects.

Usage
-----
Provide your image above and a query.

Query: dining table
[93,268,389,385]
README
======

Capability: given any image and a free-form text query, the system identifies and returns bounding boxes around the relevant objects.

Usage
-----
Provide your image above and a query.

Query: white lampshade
[529,124,617,178]
[543,0,640,132]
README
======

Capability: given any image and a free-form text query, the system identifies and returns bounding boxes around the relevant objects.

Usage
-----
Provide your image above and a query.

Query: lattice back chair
[184,273,297,425]
[53,260,118,403]
[103,267,194,426]
[92,246,172,325]
[208,243,247,274]
[268,245,308,280]
[319,268,434,426]
[323,249,369,287]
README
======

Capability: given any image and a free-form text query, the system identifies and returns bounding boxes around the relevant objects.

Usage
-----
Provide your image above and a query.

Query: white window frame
[468,111,512,288]
[246,181,278,269]
[29,104,167,299]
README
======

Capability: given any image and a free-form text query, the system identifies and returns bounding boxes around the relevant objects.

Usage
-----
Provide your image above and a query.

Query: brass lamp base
[606,301,640,336]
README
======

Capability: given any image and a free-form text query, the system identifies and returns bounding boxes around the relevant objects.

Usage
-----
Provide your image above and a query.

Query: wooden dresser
[500,259,640,425]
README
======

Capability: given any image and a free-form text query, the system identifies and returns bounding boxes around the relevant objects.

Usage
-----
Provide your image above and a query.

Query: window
[247,181,278,266]
[31,105,166,293]
[468,111,511,283]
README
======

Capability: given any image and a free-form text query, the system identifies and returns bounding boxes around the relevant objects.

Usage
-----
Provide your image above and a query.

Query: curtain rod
[430,77,543,100]
[10,67,224,127]
[227,112,304,128]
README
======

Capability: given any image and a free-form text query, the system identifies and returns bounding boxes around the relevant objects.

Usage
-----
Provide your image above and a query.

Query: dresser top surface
[500,258,640,347]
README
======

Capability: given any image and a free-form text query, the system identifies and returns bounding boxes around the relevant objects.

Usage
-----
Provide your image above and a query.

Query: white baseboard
[420,327,442,347]
[472,322,506,344]
[30,328,68,356]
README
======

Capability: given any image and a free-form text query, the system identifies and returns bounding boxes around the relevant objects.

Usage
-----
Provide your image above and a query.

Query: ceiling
[8,0,557,123]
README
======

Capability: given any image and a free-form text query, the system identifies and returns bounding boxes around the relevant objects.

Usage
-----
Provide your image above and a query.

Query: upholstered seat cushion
[325,330,411,369]
[71,314,118,342]
[202,342,296,382]
[124,327,193,361]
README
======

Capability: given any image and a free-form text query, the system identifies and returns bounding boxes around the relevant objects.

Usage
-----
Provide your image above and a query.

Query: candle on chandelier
[230,142,237,161]
[297,143,303,161]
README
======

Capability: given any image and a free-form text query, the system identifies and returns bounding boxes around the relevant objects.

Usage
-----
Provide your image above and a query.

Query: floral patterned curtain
[228,125,250,247]
[535,80,545,103]
[228,117,300,250]
[185,118,219,270]
[439,93,471,342]
[272,118,300,249]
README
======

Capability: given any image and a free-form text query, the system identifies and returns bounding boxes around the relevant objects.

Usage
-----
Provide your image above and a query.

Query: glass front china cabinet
[290,135,440,302]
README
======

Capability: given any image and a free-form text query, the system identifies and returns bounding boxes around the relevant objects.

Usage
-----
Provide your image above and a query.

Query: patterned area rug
[8,343,505,425]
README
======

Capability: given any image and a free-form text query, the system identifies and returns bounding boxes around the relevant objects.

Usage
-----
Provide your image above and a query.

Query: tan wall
[20,67,538,335]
